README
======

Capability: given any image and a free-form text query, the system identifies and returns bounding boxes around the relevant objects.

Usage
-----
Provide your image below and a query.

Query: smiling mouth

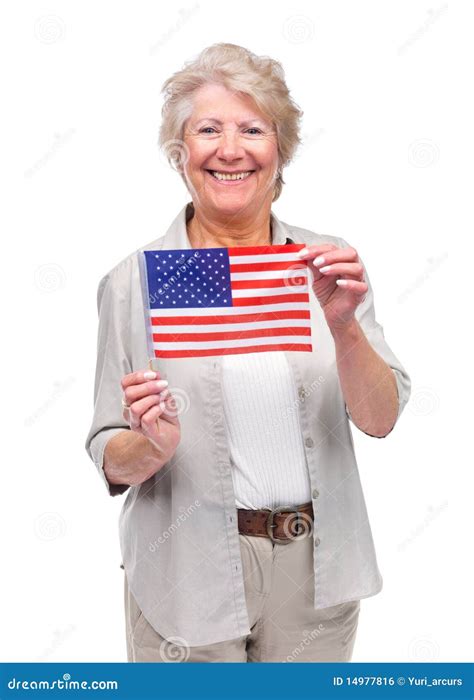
[205,169,255,184]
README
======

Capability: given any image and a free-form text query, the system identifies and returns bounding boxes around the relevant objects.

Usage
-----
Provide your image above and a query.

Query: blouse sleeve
[337,237,411,438]
[84,262,133,496]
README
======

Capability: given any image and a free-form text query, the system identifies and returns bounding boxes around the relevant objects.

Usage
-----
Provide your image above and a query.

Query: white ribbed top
[221,351,312,510]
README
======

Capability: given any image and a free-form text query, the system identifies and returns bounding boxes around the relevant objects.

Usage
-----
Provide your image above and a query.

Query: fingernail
[319,265,331,273]
[144,370,157,379]
[336,279,349,286]
[314,256,325,266]
[156,379,169,389]
[296,247,309,257]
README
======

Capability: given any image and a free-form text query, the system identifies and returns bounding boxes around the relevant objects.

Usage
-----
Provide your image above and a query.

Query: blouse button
[305,437,314,448]
[312,488,319,499]
[314,537,321,547]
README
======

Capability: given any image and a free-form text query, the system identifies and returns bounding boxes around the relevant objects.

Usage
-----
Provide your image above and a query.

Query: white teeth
[210,170,252,181]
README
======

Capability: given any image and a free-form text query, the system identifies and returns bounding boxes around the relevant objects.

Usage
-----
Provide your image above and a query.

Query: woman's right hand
[121,369,181,462]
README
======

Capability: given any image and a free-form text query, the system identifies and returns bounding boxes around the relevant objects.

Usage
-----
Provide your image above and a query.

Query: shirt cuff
[87,427,131,497]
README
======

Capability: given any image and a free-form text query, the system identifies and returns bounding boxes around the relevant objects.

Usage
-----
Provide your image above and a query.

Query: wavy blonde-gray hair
[158,42,303,202]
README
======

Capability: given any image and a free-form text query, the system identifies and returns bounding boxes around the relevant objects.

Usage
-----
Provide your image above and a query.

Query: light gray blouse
[85,201,411,646]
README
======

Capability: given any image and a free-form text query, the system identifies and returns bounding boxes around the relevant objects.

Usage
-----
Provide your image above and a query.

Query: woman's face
[182,83,279,220]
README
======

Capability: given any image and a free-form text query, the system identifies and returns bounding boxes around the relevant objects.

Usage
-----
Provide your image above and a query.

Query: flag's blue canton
[144,248,233,310]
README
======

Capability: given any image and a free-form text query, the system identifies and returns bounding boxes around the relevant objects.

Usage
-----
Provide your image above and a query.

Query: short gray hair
[158,42,304,202]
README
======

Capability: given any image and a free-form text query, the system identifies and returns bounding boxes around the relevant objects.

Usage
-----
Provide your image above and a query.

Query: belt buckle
[265,505,300,545]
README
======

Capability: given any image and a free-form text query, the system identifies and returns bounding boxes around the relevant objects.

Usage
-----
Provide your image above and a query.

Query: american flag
[140,243,313,358]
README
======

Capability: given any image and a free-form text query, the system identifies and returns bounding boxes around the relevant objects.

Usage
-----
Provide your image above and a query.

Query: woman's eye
[199,127,262,135]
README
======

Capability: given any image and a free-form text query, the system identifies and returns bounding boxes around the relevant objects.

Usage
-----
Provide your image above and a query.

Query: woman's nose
[215,128,245,160]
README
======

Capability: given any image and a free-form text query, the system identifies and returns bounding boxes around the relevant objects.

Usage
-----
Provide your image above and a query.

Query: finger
[310,247,359,267]
[141,401,169,434]
[157,390,179,418]
[121,368,163,391]
[126,392,166,429]
[318,262,364,279]
[296,243,337,260]
[124,378,169,406]
[335,280,368,295]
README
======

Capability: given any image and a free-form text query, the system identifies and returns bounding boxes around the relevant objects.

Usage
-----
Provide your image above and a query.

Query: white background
[1,0,468,663]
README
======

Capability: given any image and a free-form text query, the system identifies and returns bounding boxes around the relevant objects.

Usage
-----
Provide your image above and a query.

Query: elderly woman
[85,43,410,663]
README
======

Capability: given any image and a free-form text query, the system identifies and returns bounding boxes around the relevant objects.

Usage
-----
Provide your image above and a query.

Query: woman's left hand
[297,244,368,331]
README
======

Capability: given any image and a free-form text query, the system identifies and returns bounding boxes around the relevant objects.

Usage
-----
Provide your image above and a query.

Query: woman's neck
[186,206,272,249]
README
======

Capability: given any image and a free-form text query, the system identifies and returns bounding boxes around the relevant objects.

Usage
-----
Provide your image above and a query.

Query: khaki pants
[124,532,360,662]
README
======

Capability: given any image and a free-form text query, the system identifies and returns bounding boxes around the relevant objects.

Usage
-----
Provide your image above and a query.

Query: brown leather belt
[237,501,314,544]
